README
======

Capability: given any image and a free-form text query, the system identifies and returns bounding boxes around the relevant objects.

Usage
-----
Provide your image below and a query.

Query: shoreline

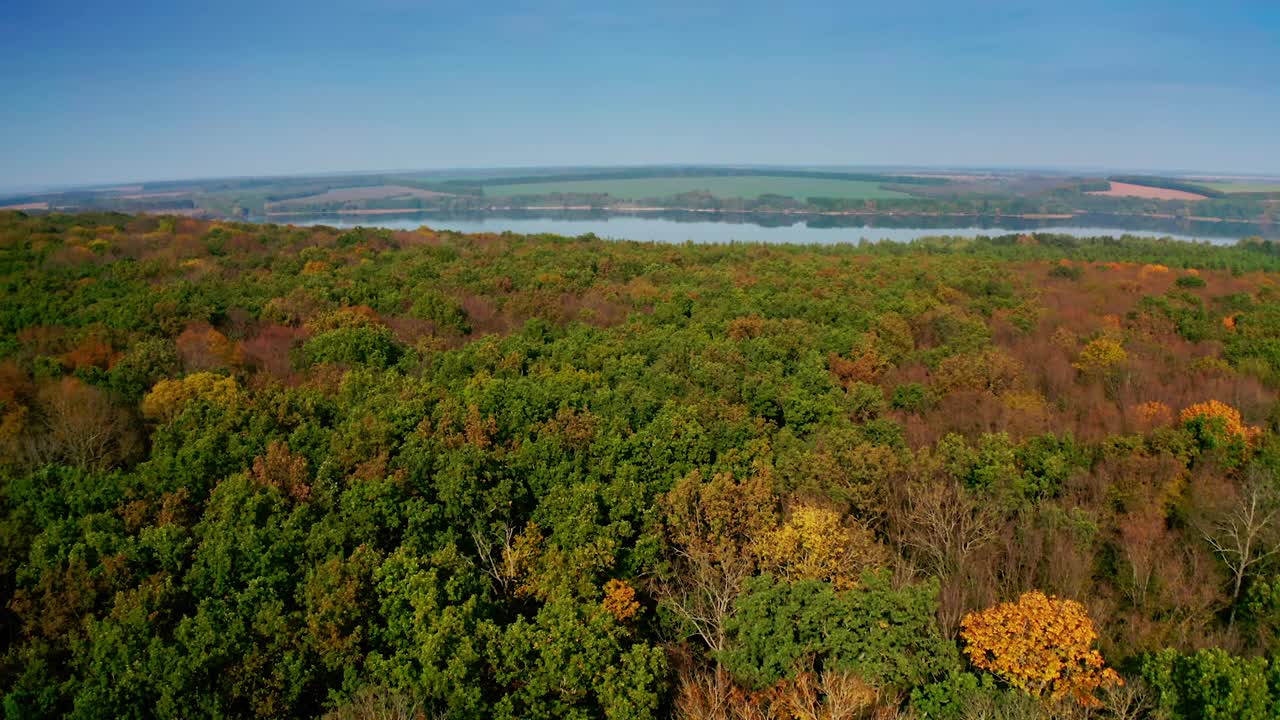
[261,206,1261,225]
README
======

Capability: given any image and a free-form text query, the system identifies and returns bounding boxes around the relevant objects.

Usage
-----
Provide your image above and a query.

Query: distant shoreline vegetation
[2,166,1277,228]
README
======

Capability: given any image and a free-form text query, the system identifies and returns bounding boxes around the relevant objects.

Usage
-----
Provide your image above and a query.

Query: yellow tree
[1072,337,1127,375]
[141,372,242,422]
[960,591,1121,706]
[753,504,885,590]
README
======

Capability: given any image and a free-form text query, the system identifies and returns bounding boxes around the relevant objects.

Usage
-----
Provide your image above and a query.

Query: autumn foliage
[753,505,884,590]
[1133,400,1173,428]
[1180,399,1262,447]
[602,579,640,623]
[1072,337,1128,374]
[960,591,1122,706]
[141,371,241,421]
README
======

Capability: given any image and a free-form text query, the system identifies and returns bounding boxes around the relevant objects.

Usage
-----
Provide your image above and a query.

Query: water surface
[267,211,1272,245]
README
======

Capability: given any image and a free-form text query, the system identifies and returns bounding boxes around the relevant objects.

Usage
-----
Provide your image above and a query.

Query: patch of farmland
[1086,181,1207,200]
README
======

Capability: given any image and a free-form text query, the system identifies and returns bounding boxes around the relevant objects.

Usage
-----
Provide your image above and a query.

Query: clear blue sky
[1,0,1277,189]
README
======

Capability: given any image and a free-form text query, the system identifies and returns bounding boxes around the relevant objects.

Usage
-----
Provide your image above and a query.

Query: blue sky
[1,1,1277,189]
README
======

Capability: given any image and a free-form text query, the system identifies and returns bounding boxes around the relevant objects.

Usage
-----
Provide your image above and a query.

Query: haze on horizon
[2,0,1277,190]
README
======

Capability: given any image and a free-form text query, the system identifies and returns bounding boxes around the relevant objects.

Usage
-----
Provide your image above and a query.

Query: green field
[1201,182,1280,193]
[483,175,912,201]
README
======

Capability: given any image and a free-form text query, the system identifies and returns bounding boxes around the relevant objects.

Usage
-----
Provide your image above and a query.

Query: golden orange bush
[1180,400,1261,446]
[602,579,640,622]
[960,591,1121,706]
[1134,401,1173,428]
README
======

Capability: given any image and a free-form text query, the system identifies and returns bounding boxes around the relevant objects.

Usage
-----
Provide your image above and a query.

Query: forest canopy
[2,211,1280,718]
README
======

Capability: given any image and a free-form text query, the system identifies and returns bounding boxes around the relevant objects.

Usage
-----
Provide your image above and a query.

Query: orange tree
[1181,400,1262,468]
[1180,400,1261,447]
[959,591,1121,706]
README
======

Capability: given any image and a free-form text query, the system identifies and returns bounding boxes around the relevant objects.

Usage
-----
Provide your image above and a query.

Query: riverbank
[265,205,1084,222]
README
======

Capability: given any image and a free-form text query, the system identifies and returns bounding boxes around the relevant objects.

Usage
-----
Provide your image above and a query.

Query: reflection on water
[259,210,1275,245]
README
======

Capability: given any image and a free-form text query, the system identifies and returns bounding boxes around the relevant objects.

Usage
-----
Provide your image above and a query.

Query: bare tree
[322,685,425,720]
[897,478,996,579]
[470,521,540,596]
[891,478,999,635]
[1199,466,1280,627]
[1116,503,1168,610]
[24,377,139,470]
[656,534,759,653]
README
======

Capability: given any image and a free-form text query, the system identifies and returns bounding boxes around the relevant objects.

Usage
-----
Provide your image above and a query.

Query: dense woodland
[5,211,1280,718]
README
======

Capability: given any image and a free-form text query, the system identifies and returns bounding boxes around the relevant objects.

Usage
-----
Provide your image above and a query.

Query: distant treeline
[454,167,952,191]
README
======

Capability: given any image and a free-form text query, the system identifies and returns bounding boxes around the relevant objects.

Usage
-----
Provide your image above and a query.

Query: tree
[602,579,641,623]
[720,572,958,693]
[322,686,421,720]
[1182,400,1263,451]
[655,470,777,653]
[1142,648,1277,720]
[1073,337,1129,395]
[250,440,312,502]
[1116,501,1171,611]
[960,591,1122,706]
[175,322,243,372]
[140,372,241,422]
[893,477,996,634]
[300,325,404,369]
[897,478,995,579]
[24,377,138,470]
[753,504,885,590]
[1198,466,1280,627]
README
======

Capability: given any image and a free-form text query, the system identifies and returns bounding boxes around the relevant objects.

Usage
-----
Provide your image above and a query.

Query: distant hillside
[1,167,1275,223]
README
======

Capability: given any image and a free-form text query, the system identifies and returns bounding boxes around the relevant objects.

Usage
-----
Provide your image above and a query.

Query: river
[262,210,1274,245]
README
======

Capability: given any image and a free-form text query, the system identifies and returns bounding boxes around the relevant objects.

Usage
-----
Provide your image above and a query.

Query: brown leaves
[934,349,1022,395]
[176,322,243,372]
[827,348,887,388]
[537,405,599,449]
[25,377,139,470]
[727,315,766,340]
[61,335,118,371]
[673,665,885,720]
[250,440,312,502]
[657,470,778,652]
